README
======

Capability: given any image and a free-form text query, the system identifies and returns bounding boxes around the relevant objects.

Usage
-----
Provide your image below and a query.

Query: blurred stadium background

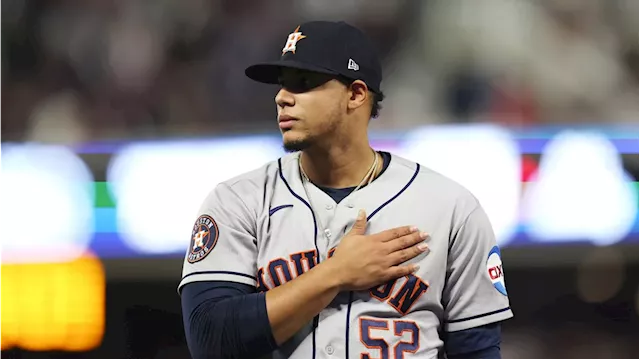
[1,0,638,358]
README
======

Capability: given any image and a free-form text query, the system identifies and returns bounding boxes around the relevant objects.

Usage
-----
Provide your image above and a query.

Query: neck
[299,139,378,188]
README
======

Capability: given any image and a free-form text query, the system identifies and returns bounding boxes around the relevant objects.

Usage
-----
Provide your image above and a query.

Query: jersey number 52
[360,318,419,358]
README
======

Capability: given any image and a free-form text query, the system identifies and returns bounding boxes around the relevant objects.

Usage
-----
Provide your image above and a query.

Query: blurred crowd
[2,0,637,143]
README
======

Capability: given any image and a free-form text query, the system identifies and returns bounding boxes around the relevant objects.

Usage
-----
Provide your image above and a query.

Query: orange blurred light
[1,254,105,351]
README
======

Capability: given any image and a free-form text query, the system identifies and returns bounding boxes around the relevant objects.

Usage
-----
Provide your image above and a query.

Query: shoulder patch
[188,215,219,263]
[487,246,507,296]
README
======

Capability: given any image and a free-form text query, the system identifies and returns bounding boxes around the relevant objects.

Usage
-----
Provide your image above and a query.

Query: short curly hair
[369,90,385,119]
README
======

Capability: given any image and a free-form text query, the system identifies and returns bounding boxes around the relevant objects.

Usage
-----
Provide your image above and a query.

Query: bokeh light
[1,254,106,351]
[107,137,283,254]
[1,144,95,264]
[523,131,636,245]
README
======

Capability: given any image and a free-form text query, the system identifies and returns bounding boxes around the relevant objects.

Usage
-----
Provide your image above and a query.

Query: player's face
[276,69,349,152]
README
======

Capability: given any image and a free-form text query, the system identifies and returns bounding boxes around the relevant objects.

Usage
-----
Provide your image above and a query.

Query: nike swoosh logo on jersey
[269,204,294,216]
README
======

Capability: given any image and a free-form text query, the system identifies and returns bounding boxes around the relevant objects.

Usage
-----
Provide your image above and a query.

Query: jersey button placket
[316,198,338,256]
[327,204,352,252]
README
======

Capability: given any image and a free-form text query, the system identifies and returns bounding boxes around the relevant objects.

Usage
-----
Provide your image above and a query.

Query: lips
[278,115,298,130]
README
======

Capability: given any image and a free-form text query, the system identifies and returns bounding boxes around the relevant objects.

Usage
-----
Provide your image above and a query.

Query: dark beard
[282,138,312,153]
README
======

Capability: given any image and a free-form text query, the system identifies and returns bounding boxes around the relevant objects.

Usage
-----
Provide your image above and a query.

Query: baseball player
[179,21,513,359]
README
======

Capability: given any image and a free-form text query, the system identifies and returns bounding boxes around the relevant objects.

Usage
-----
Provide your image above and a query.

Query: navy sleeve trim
[444,322,501,357]
[182,270,257,281]
[446,307,511,324]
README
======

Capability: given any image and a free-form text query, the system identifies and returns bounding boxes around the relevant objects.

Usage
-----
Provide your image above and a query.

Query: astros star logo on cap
[282,25,306,55]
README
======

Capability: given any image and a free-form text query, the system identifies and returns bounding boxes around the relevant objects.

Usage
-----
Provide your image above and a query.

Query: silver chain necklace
[298,150,379,247]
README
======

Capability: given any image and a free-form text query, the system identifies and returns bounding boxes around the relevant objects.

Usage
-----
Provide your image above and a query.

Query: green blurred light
[94,182,116,208]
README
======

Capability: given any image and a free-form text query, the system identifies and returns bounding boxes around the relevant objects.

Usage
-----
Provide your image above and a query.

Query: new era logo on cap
[347,59,359,71]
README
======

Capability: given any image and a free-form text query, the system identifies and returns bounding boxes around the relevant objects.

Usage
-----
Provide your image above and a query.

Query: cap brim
[245,60,340,84]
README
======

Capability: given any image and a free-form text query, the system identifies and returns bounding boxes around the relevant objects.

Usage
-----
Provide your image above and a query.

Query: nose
[275,87,295,108]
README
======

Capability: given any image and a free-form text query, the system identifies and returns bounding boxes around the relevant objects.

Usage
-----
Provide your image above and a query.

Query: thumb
[349,209,367,235]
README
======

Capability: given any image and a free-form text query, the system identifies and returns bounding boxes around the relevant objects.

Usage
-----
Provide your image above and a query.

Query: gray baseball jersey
[179,152,513,358]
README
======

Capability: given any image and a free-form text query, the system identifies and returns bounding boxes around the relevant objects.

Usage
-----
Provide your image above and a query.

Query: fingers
[348,209,368,235]
[374,225,417,242]
[385,231,429,253]
[385,264,420,280]
[388,241,429,266]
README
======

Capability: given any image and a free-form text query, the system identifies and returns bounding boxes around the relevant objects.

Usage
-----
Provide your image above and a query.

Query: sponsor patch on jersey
[188,215,219,263]
[486,246,507,296]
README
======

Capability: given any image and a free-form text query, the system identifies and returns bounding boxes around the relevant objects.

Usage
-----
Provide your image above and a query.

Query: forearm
[266,259,342,344]
[181,282,277,359]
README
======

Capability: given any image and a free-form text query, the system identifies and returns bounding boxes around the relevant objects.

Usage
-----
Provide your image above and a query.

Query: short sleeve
[443,204,513,332]
[178,183,258,292]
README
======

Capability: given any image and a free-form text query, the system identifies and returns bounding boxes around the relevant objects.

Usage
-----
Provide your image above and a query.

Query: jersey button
[325,204,334,210]
[346,203,354,208]
[325,345,334,355]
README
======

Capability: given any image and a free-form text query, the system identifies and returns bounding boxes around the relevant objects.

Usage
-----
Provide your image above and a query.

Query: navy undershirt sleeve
[445,323,502,359]
[180,281,278,359]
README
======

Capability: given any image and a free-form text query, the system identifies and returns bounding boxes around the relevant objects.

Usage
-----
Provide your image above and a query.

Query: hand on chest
[256,192,447,298]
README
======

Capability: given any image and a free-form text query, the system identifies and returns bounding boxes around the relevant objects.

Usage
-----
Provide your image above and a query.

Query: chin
[282,132,312,153]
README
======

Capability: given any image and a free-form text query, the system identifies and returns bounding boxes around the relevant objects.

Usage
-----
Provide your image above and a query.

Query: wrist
[316,257,346,291]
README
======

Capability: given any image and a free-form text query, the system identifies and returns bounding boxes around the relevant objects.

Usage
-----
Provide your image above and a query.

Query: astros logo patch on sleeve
[188,215,219,263]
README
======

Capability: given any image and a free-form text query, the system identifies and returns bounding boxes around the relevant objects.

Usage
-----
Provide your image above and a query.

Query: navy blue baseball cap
[245,21,383,94]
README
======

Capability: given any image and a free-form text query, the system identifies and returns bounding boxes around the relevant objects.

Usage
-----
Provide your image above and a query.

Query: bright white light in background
[0,144,94,264]
[522,131,636,245]
[397,125,521,246]
[107,137,283,254]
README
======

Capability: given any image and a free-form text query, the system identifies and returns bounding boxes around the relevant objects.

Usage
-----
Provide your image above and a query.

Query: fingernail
[412,265,420,272]
[420,232,429,239]
[358,210,365,219]
[410,226,419,233]
[417,243,428,251]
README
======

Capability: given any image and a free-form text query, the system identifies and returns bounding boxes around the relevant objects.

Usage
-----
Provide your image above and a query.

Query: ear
[346,80,369,111]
